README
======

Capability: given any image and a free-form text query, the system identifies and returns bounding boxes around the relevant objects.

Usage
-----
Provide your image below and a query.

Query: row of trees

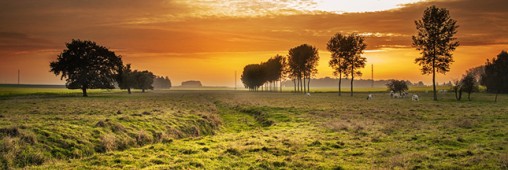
[241,44,321,93]
[241,37,368,95]
[50,39,171,97]
[241,55,285,91]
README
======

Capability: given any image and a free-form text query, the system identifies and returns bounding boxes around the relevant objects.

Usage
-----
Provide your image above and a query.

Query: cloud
[0,0,506,56]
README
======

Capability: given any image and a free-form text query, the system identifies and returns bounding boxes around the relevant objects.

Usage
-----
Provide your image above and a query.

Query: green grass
[0,87,507,169]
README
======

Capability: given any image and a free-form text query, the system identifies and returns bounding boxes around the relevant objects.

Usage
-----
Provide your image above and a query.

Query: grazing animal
[401,91,408,98]
[305,93,311,96]
[367,94,373,100]
[392,93,401,98]
[412,94,419,101]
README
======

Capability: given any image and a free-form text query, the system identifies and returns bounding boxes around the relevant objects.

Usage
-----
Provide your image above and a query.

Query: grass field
[0,86,507,169]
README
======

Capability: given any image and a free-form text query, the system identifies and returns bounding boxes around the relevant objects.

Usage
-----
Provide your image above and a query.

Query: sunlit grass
[1,87,506,169]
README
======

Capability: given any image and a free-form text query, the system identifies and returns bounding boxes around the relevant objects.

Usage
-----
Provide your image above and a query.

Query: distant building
[181,80,202,87]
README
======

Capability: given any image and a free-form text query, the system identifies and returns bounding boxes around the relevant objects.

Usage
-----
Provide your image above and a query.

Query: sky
[0,0,507,86]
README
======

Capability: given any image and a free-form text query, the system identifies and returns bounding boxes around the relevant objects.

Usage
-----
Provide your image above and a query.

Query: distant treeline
[281,77,424,88]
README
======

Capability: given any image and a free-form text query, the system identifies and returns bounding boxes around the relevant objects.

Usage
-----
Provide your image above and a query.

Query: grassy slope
[0,91,221,168]
[0,87,508,169]
[17,90,506,169]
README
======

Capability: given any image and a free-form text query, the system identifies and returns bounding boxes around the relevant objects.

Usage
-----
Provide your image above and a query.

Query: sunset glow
[0,0,507,86]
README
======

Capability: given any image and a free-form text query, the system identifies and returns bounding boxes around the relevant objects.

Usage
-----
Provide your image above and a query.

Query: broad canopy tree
[386,80,409,95]
[241,64,265,91]
[133,70,155,93]
[50,39,123,97]
[412,5,459,101]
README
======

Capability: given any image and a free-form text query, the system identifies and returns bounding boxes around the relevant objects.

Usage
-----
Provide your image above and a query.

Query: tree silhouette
[133,70,155,93]
[481,51,508,102]
[337,33,367,96]
[327,33,365,96]
[117,64,135,94]
[264,55,285,92]
[50,39,123,97]
[288,44,319,93]
[460,73,478,101]
[386,80,408,95]
[241,64,265,91]
[412,5,459,101]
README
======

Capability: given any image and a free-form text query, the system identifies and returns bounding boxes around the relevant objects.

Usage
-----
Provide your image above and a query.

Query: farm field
[0,87,507,169]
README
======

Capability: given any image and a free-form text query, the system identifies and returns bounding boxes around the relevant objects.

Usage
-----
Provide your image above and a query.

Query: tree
[461,73,479,101]
[481,51,508,102]
[386,80,408,95]
[288,44,319,93]
[117,64,135,94]
[50,39,123,97]
[133,70,155,93]
[451,80,462,101]
[266,55,285,92]
[327,33,348,96]
[412,5,459,101]
[332,33,367,96]
[241,64,265,91]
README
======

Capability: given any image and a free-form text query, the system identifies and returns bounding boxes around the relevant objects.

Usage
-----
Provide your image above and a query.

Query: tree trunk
[293,79,296,92]
[495,90,499,102]
[303,77,306,94]
[307,77,311,93]
[350,66,354,97]
[432,58,437,101]
[82,88,88,97]
[142,88,145,93]
[468,92,471,101]
[458,89,462,101]
[280,79,282,92]
[128,88,131,94]
[338,73,342,96]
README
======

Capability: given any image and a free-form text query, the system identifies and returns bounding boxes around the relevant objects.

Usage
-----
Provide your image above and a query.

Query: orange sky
[0,0,507,86]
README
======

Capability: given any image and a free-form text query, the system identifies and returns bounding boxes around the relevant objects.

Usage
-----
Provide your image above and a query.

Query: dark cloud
[0,0,506,55]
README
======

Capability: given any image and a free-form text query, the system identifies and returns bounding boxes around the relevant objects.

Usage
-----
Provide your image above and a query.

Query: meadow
[0,86,507,169]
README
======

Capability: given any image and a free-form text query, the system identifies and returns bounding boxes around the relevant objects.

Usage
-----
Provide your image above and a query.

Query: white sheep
[392,93,401,98]
[367,94,373,100]
[305,93,311,96]
[412,94,419,101]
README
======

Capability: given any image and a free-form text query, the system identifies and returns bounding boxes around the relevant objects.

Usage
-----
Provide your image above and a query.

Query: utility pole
[18,69,20,85]
[371,64,374,88]
[234,70,237,90]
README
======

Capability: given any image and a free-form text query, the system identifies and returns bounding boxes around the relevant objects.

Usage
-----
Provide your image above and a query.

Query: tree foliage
[412,5,459,101]
[50,39,123,97]
[460,73,479,101]
[287,44,319,93]
[241,55,287,91]
[481,51,508,102]
[339,33,367,96]
[132,70,155,93]
[241,64,265,91]
[117,64,135,94]
[386,80,409,95]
